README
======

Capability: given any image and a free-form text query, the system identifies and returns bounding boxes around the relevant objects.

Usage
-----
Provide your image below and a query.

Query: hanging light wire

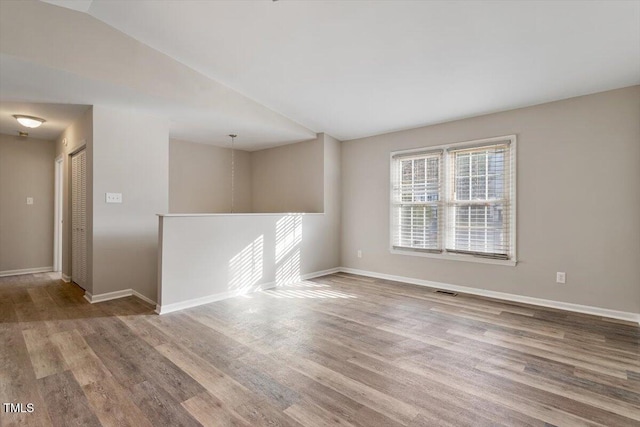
[229,134,237,213]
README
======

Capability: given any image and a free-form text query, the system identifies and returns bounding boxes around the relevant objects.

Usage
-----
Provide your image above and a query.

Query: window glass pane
[402,160,412,181]
[455,205,469,227]
[427,158,439,180]
[399,205,412,246]
[488,204,504,229]
[456,153,470,177]
[488,175,501,199]
[424,206,439,245]
[470,229,486,251]
[488,151,504,175]
[426,157,439,201]
[455,228,470,250]
[490,228,504,251]
[401,160,412,202]
[471,176,486,199]
[414,159,426,202]
[426,186,439,201]
[456,177,470,200]
[472,152,486,176]
[470,205,486,227]
[398,205,439,249]
[414,158,425,182]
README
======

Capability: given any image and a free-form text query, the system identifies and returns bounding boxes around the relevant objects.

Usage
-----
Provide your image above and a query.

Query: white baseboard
[302,267,342,280]
[80,265,637,324]
[79,268,340,314]
[84,289,156,306]
[62,274,71,283]
[132,290,156,306]
[83,291,93,303]
[0,266,53,278]
[339,267,640,324]
[156,281,277,315]
[155,267,341,315]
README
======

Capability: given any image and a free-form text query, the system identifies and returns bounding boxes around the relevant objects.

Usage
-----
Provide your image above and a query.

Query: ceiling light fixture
[13,114,46,129]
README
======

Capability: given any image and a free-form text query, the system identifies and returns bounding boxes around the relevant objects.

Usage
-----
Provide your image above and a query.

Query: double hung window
[391,135,516,264]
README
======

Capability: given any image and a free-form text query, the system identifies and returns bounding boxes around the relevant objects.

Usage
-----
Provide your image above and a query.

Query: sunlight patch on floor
[264,280,356,299]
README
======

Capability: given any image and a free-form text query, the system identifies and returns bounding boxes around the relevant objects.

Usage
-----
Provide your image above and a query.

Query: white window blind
[446,142,513,259]
[391,150,443,253]
[390,136,516,263]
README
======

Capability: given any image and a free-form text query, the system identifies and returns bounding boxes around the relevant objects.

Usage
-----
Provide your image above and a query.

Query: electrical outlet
[105,193,122,203]
[26,197,34,205]
[556,272,566,284]
[357,250,362,258]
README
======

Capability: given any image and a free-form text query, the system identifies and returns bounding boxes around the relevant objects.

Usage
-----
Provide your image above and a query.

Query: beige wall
[0,134,56,273]
[55,108,94,290]
[169,139,251,213]
[91,106,169,301]
[251,137,324,213]
[341,86,640,313]
[169,136,325,214]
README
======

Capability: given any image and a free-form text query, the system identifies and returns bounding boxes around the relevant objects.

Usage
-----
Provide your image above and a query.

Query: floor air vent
[435,290,458,296]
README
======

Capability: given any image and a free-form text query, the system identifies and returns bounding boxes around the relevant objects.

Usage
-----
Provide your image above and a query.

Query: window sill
[390,248,517,267]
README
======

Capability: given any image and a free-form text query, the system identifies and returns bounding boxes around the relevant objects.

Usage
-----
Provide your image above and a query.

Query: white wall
[157,133,342,312]
[92,106,169,300]
[157,213,335,312]
[169,139,251,213]
[320,133,341,268]
[341,86,640,314]
[0,134,56,273]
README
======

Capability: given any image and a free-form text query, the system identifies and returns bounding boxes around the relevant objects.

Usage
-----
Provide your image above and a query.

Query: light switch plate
[105,193,122,203]
[26,197,34,205]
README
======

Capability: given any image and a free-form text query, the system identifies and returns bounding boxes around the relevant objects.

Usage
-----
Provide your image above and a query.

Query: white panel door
[71,150,87,289]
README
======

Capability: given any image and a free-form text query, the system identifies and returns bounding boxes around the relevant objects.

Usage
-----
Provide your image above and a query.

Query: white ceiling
[41,0,93,13]
[84,0,640,141]
[0,0,640,149]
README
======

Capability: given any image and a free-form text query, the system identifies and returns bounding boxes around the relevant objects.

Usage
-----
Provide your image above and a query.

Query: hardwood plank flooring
[1,272,638,426]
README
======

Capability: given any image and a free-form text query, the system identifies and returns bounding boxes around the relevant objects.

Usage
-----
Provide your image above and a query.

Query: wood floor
[1,272,639,427]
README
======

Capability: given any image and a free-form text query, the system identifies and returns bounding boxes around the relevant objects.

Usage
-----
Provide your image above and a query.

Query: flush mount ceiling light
[13,114,46,128]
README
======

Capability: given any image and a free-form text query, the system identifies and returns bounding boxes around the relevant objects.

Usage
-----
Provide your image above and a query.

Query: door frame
[53,155,63,272]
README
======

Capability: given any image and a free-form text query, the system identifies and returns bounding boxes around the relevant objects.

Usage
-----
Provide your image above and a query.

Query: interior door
[71,149,87,289]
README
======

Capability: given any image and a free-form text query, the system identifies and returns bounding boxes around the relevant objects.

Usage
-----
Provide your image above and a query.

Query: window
[391,135,516,265]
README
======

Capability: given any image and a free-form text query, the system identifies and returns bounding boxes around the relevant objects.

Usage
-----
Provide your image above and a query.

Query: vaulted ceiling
[2,1,639,149]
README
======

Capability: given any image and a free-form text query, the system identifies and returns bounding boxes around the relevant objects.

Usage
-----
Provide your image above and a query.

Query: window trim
[389,135,517,267]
